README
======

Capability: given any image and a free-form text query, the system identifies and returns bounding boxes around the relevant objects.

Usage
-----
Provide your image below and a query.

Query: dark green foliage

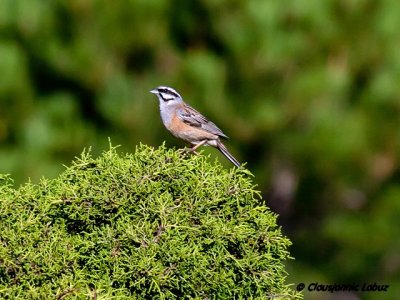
[0,145,300,299]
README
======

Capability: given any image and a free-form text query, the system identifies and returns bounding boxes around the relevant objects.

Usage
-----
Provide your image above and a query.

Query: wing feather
[177,104,229,139]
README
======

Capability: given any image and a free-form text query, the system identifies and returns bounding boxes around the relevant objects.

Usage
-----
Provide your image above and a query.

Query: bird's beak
[150,89,158,94]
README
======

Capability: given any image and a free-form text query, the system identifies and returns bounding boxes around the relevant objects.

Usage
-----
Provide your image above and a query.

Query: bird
[150,86,241,167]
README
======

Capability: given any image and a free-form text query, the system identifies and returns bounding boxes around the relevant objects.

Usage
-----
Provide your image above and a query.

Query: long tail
[216,140,241,167]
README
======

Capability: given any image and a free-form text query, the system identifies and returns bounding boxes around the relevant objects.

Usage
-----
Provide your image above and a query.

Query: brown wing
[177,104,229,139]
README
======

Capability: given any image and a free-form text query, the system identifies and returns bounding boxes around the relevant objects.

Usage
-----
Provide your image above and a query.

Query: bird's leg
[188,140,207,155]
[178,140,207,156]
[177,144,193,155]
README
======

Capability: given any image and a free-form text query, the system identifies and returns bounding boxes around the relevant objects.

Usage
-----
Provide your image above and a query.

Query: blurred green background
[1,0,399,299]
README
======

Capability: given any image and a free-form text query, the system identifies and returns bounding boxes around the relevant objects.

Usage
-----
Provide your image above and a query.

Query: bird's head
[150,86,182,103]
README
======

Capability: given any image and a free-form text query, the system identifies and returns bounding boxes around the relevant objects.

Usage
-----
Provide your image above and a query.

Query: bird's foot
[178,147,199,156]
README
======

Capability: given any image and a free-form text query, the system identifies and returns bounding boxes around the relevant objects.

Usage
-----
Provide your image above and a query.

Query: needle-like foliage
[0,144,301,299]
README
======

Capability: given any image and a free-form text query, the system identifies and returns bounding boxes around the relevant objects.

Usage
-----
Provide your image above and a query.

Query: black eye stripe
[158,88,179,98]
[159,92,173,101]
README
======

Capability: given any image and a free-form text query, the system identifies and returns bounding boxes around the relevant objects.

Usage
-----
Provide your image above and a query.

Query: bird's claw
[178,147,198,156]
